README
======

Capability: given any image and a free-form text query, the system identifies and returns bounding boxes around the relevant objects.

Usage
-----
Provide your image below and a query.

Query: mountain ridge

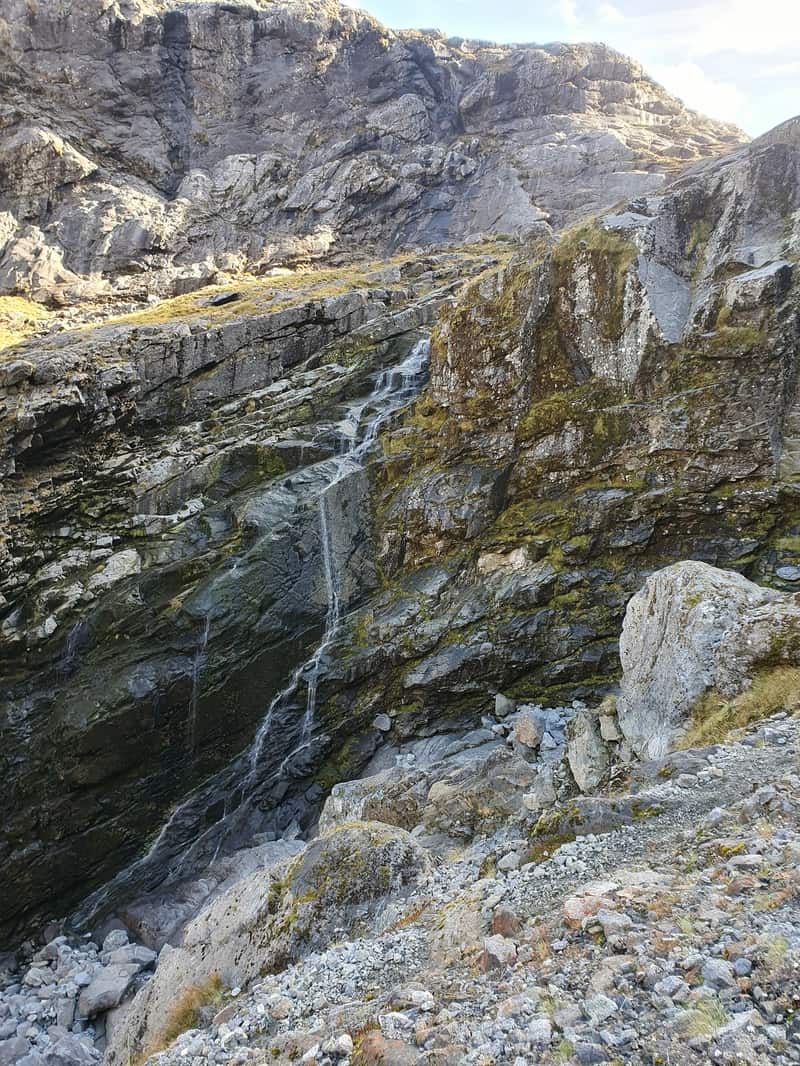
[0,0,745,307]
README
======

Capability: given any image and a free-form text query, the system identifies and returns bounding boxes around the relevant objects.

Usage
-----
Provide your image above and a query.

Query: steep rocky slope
[5,563,799,1066]
[0,0,745,304]
[1,105,797,954]
[0,242,508,948]
[314,115,800,763]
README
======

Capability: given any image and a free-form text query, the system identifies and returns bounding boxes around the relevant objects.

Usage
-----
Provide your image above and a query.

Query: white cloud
[595,1,624,22]
[557,0,579,27]
[682,0,800,58]
[647,60,746,125]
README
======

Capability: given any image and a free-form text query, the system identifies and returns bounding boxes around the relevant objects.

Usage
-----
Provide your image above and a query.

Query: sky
[345,0,799,136]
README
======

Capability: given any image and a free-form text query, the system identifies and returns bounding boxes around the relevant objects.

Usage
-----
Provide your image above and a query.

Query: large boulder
[617,562,800,757]
[106,822,429,1063]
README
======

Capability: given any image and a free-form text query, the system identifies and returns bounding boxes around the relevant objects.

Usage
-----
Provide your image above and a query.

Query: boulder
[566,710,609,792]
[106,822,429,1062]
[422,750,538,838]
[494,693,517,717]
[318,767,425,834]
[512,709,543,751]
[78,964,139,1017]
[356,1031,421,1065]
[0,1037,31,1066]
[617,562,800,757]
[44,1035,101,1065]
[480,934,518,971]
[522,765,557,811]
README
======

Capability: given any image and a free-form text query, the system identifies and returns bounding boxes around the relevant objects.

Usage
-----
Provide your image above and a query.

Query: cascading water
[248,336,429,783]
[188,616,210,756]
[70,336,429,927]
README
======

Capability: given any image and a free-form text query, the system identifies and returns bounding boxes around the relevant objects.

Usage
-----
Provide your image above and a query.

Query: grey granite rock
[0,0,744,304]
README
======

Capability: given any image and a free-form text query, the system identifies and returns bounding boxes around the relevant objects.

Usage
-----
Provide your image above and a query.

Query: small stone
[495,694,517,717]
[584,993,618,1025]
[528,1015,552,1045]
[268,996,292,1020]
[492,905,522,937]
[733,957,752,977]
[599,715,621,742]
[563,886,617,929]
[513,710,543,749]
[372,714,392,732]
[701,958,737,990]
[356,1031,420,1065]
[334,1031,354,1057]
[0,1037,31,1066]
[480,934,517,971]
[213,1004,238,1027]
[101,930,129,954]
[595,909,633,939]
[654,975,688,999]
[575,1042,609,1064]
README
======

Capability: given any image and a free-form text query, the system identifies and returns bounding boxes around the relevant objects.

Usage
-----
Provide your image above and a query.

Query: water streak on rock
[69,337,429,929]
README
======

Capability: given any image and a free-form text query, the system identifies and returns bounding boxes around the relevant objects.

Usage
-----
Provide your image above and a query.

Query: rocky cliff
[0,243,513,949]
[0,0,794,981]
[312,116,800,787]
[0,0,745,305]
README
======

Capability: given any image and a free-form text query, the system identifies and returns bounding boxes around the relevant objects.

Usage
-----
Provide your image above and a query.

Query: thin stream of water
[70,338,429,926]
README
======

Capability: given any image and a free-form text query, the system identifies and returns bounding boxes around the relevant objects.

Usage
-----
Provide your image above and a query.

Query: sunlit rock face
[315,119,800,774]
[0,0,745,304]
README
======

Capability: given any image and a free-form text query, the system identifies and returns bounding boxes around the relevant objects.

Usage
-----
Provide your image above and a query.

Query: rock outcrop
[618,561,800,757]
[108,820,429,1063]
[315,116,800,767]
[0,0,745,304]
[0,246,499,948]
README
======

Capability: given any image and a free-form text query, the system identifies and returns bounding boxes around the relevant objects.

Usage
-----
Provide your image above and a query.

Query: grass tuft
[679,995,728,1036]
[681,665,800,748]
[133,972,226,1063]
[0,295,50,352]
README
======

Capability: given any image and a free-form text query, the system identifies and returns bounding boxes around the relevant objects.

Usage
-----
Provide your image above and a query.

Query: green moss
[631,802,664,819]
[517,391,576,442]
[524,832,577,865]
[774,536,800,552]
[707,325,768,352]
[687,219,712,259]
[553,221,637,340]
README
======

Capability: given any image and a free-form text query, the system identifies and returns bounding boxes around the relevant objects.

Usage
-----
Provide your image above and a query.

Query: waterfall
[248,336,429,782]
[70,337,429,927]
[188,615,210,756]
[57,619,89,679]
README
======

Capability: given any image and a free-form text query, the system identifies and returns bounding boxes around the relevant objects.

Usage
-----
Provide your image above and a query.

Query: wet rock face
[0,0,745,303]
[0,250,490,949]
[314,121,800,750]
